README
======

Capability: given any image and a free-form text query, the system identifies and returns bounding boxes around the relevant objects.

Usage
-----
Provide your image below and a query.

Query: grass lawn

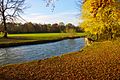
[8,33,85,39]
[0,38,120,79]
[0,33,85,44]
[0,33,85,42]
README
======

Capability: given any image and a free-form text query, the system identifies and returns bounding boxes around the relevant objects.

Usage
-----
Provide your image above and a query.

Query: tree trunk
[2,12,8,38]
[109,28,113,39]
[3,21,8,38]
[1,0,8,38]
[3,31,7,38]
[96,33,98,41]
[110,33,113,39]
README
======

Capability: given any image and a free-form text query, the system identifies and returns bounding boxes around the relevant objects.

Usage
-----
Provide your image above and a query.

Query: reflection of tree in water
[67,38,85,52]
[67,39,77,51]
[0,48,11,61]
[67,39,76,46]
[57,39,77,54]
[0,48,23,65]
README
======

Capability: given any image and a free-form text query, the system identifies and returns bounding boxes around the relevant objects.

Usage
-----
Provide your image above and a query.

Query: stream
[0,38,85,66]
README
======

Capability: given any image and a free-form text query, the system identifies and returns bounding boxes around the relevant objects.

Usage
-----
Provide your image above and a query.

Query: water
[0,38,85,66]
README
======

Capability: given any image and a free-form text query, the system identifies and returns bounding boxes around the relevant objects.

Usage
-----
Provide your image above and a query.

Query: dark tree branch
[44,0,58,12]
[0,0,26,38]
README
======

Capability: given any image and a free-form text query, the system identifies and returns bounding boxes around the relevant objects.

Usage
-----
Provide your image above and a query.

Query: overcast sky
[21,0,82,25]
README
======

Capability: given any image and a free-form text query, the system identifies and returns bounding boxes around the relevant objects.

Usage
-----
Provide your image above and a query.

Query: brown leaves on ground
[0,39,120,80]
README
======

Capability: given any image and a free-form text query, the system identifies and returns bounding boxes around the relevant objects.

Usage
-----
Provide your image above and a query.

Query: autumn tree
[0,0,26,38]
[81,0,120,40]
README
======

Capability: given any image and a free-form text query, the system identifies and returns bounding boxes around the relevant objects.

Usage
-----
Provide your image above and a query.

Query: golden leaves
[81,0,120,39]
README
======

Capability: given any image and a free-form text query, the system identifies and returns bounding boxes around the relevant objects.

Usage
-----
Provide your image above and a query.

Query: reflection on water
[0,48,25,65]
[0,38,85,66]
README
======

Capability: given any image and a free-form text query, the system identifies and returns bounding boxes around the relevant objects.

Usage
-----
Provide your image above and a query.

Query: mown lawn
[0,33,85,44]
[0,38,120,80]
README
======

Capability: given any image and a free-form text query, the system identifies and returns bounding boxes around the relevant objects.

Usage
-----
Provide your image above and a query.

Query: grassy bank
[0,38,120,80]
[0,33,85,47]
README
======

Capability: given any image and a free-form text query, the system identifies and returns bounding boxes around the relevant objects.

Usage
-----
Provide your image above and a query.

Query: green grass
[0,33,86,47]
[8,33,85,40]
[0,38,120,79]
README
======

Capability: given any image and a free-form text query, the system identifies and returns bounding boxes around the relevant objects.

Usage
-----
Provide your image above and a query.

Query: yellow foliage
[81,0,120,39]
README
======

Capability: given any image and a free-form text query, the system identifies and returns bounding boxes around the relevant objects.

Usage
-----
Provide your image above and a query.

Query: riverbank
[0,38,120,80]
[0,33,85,48]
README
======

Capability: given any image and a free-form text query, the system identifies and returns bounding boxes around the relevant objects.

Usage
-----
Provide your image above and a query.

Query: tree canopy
[81,0,120,40]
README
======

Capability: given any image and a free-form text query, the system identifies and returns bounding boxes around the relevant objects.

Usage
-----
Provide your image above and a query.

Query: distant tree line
[0,22,83,34]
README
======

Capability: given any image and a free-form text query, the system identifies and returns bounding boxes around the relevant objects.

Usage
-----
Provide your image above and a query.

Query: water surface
[0,38,85,66]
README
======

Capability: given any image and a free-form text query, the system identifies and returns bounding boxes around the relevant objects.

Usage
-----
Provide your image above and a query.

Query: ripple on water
[0,38,85,66]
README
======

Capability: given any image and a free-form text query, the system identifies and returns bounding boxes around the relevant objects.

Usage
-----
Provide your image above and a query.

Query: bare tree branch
[44,0,58,12]
[0,0,26,38]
